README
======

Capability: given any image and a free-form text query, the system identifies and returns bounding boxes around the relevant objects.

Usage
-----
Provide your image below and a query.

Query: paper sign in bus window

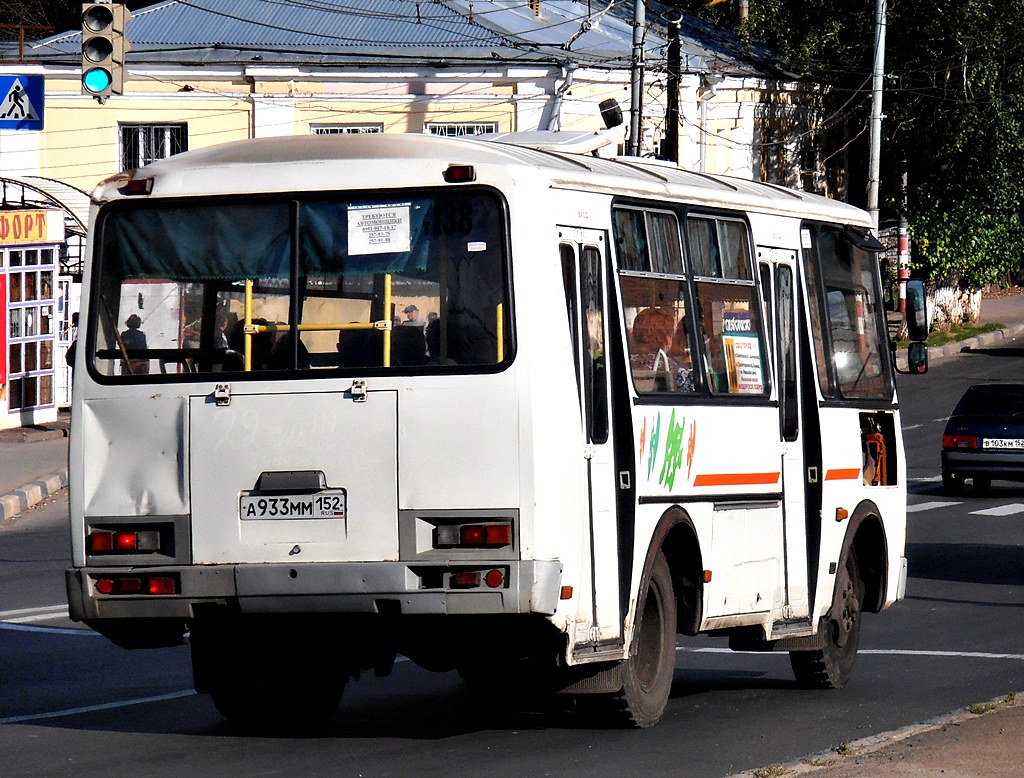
[348,203,411,255]
[721,310,764,393]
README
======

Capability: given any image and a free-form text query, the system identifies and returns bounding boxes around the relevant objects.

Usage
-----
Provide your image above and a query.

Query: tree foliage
[674,0,1024,290]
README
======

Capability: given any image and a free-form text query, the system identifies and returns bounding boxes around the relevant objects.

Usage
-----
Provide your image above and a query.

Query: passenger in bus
[228,317,275,370]
[669,317,695,392]
[425,318,460,365]
[337,326,384,369]
[121,314,150,375]
[402,304,425,329]
[629,307,684,392]
[391,324,428,366]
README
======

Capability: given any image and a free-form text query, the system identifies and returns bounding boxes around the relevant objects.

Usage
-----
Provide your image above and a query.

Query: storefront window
[3,246,57,414]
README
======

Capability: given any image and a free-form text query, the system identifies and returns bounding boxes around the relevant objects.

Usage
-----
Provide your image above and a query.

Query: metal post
[867,0,887,233]
[628,0,645,156]
[664,20,680,162]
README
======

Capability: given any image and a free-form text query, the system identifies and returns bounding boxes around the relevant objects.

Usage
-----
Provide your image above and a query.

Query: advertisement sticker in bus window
[801,228,813,249]
[348,203,412,255]
[721,311,764,393]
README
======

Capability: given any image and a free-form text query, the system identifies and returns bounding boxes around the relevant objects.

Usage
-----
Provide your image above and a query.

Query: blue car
[941,383,1024,495]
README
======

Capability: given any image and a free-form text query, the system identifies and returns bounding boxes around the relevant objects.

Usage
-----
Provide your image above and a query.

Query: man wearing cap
[402,304,425,328]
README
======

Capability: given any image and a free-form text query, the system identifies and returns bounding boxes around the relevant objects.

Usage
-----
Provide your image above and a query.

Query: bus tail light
[443,164,476,183]
[451,571,481,588]
[435,522,512,549]
[88,529,162,553]
[942,434,978,450]
[94,574,179,595]
[449,568,507,589]
[461,524,511,546]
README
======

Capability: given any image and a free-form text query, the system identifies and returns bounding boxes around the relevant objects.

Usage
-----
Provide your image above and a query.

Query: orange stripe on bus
[824,468,861,481]
[693,472,781,487]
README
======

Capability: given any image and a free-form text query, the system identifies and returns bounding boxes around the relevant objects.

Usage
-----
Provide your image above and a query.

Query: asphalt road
[1,347,1022,777]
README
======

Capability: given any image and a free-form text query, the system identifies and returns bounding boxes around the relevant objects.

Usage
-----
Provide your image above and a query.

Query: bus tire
[616,550,677,727]
[210,670,346,731]
[789,548,863,689]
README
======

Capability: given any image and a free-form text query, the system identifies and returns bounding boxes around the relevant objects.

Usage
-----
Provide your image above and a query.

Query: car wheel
[942,472,965,496]
[973,476,991,494]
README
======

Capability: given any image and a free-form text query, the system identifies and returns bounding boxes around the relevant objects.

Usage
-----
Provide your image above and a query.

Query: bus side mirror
[905,279,928,342]
[907,341,928,374]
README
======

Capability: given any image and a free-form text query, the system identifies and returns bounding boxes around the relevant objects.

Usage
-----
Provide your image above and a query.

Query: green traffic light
[83,67,113,94]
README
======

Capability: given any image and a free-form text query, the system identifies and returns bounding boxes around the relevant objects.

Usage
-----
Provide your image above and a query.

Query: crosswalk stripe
[907,501,960,513]
[969,503,1024,516]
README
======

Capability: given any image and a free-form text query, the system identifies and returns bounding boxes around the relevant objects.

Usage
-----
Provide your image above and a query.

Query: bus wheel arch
[650,507,704,637]
[844,501,888,615]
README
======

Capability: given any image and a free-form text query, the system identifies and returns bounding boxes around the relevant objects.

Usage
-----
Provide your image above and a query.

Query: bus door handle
[807,466,819,484]
[214,383,231,407]
[350,379,367,402]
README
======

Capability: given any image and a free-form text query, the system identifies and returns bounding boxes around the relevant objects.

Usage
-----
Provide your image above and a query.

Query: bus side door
[759,249,812,619]
[559,228,624,649]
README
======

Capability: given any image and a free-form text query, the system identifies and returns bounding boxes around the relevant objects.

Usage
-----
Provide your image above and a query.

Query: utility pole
[663,19,680,162]
[867,0,887,232]
[628,0,645,156]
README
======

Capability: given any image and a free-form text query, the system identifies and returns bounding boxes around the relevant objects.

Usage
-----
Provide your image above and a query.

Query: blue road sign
[0,75,44,131]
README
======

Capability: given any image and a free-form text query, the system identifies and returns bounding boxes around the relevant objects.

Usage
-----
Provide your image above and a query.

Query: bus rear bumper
[66,560,562,622]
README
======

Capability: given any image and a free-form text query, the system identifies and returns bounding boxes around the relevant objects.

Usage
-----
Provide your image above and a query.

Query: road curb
[896,321,1024,371]
[730,690,1023,777]
[0,469,69,522]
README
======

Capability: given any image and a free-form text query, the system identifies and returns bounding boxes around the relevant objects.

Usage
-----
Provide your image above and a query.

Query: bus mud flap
[555,662,624,695]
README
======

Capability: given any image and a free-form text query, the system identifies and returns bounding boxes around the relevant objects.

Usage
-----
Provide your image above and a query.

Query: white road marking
[0,691,196,725]
[678,647,1024,660]
[0,605,67,618]
[969,503,1024,516]
[907,500,960,512]
[0,623,94,635]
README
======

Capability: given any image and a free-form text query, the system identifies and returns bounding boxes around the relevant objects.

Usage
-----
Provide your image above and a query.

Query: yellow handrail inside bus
[239,274,394,370]
[244,279,253,371]
[383,273,392,367]
[496,303,504,363]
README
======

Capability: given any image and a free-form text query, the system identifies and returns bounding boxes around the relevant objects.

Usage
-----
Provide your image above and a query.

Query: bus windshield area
[88,191,510,379]
[802,225,893,400]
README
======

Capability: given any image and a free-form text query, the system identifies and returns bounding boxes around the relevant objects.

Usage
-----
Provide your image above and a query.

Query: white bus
[66,132,919,728]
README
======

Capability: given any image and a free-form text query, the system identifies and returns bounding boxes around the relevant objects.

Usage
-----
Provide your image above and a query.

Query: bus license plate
[983,438,1024,450]
[239,491,347,521]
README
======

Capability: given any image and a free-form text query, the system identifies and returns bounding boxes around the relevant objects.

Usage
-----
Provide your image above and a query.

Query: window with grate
[425,123,497,137]
[310,125,383,135]
[120,123,188,171]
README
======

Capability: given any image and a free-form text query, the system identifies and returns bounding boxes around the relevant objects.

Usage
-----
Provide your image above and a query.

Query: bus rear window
[89,191,510,379]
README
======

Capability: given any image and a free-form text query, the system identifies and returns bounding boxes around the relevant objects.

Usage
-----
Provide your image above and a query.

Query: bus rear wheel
[614,550,677,727]
[193,617,347,730]
[790,548,863,689]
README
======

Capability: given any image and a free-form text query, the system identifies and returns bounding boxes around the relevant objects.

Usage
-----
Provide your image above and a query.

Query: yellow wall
[15,70,630,192]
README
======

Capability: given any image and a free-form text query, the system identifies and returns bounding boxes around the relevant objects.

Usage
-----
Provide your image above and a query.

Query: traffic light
[81,3,131,100]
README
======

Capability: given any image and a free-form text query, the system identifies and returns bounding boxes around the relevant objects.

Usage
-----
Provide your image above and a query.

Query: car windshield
[954,385,1024,416]
[88,190,511,379]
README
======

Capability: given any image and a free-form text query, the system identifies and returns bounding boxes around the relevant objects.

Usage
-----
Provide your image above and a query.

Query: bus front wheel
[789,548,863,689]
[616,550,677,727]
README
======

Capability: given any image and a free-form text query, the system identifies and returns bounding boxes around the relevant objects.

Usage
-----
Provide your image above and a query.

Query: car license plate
[983,438,1024,450]
[239,490,347,520]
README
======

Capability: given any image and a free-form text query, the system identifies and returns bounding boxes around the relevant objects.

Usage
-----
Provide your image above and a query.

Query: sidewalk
[0,411,69,521]
[733,692,1024,777]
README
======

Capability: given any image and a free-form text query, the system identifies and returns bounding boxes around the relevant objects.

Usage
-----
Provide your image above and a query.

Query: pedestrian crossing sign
[0,75,44,131]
